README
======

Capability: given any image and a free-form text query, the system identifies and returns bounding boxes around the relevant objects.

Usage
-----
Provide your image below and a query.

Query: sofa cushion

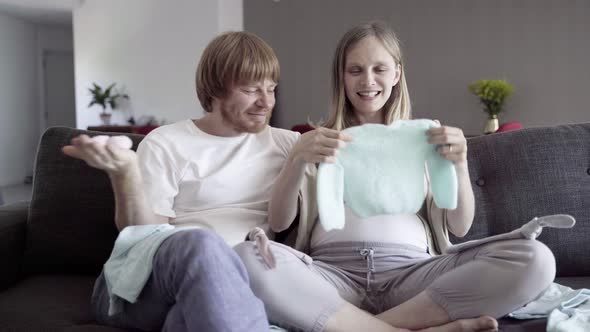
[497,317,546,332]
[452,123,590,277]
[0,274,129,332]
[0,202,28,290]
[64,326,130,332]
[24,127,144,275]
[555,276,590,290]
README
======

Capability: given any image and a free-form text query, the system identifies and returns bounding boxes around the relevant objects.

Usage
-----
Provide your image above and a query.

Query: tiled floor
[0,183,33,206]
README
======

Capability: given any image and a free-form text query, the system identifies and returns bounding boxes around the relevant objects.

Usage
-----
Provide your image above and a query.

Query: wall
[73,0,243,129]
[245,0,590,133]
[219,0,243,31]
[0,13,73,187]
[0,12,38,186]
[0,0,243,186]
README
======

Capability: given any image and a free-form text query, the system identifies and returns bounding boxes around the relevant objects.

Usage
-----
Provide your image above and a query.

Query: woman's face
[344,36,400,123]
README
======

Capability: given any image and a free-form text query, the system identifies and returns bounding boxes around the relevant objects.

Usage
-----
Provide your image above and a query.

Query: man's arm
[109,165,169,231]
[63,135,168,231]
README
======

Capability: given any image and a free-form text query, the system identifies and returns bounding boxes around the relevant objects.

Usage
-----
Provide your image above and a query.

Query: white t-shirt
[137,119,299,246]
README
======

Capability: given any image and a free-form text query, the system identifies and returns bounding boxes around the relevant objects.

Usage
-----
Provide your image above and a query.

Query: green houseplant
[88,83,129,125]
[468,79,514,133]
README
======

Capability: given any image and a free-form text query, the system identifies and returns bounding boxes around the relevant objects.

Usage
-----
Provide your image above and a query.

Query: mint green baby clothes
[317,119,458,231]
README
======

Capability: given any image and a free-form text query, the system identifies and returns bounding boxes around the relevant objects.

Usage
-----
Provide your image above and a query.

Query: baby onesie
[317,119,458,231]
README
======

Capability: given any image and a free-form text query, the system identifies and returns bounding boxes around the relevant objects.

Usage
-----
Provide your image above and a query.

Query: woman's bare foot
[417,316,498,332]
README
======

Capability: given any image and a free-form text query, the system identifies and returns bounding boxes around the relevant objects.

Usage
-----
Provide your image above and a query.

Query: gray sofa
[1,123,589,332]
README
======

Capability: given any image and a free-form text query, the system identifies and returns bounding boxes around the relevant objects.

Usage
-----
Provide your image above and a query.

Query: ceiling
[0,0,81,26]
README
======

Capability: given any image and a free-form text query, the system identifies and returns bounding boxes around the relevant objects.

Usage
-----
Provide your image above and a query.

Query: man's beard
[220,106,271,134]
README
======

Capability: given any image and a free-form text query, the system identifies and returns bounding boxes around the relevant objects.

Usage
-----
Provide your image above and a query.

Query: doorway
[42,50,76,129]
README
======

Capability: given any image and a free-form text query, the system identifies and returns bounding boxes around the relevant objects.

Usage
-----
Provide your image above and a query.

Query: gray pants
[92,229,270,332]
[234,238,555,332]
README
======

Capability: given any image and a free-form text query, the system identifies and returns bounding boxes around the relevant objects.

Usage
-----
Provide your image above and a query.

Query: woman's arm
[268,128,352,232]
[427,125,474,237]
[446,163,475,237]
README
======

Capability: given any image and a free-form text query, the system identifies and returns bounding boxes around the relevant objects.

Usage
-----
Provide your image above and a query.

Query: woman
[235,22,554,332]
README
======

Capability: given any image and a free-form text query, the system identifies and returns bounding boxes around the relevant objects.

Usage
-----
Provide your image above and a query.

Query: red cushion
[291,123,314,134]
[136,125,158,135]
[497,122,522,133]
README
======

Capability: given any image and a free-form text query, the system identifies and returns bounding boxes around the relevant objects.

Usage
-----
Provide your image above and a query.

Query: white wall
[219,0,243,32]
[73,0,244,129]
[0,12,38,186]
[0,12,74,186]
[245,0,590,134]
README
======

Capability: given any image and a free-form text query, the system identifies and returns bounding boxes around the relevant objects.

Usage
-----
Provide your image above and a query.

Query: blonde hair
[323,22,411,130]
[196,31,279,112]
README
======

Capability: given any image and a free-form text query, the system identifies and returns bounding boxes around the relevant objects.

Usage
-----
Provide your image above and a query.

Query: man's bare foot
[418,316,498,332]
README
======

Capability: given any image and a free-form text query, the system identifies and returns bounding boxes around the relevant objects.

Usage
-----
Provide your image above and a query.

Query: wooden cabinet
[87,125,158,135]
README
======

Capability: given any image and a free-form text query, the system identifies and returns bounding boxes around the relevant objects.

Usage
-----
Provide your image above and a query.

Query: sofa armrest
[0,201,28,290]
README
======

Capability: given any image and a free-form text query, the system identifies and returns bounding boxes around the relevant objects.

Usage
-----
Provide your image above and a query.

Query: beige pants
[234,239,555,332]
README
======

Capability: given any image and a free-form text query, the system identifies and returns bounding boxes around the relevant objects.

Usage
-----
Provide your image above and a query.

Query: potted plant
[88,83,129,125]
[468,79,514,134]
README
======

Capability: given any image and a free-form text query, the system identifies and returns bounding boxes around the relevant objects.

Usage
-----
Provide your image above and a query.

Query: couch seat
[0,274,128,332]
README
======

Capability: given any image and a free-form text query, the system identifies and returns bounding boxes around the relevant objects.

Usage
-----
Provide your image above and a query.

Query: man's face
[217,79,277,134]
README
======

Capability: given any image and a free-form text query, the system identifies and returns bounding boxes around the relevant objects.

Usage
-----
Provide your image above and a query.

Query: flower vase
[484,115,499,134]
[100,113,112,126]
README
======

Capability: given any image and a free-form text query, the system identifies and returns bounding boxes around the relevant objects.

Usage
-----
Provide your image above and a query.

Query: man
[63,31,298,332]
